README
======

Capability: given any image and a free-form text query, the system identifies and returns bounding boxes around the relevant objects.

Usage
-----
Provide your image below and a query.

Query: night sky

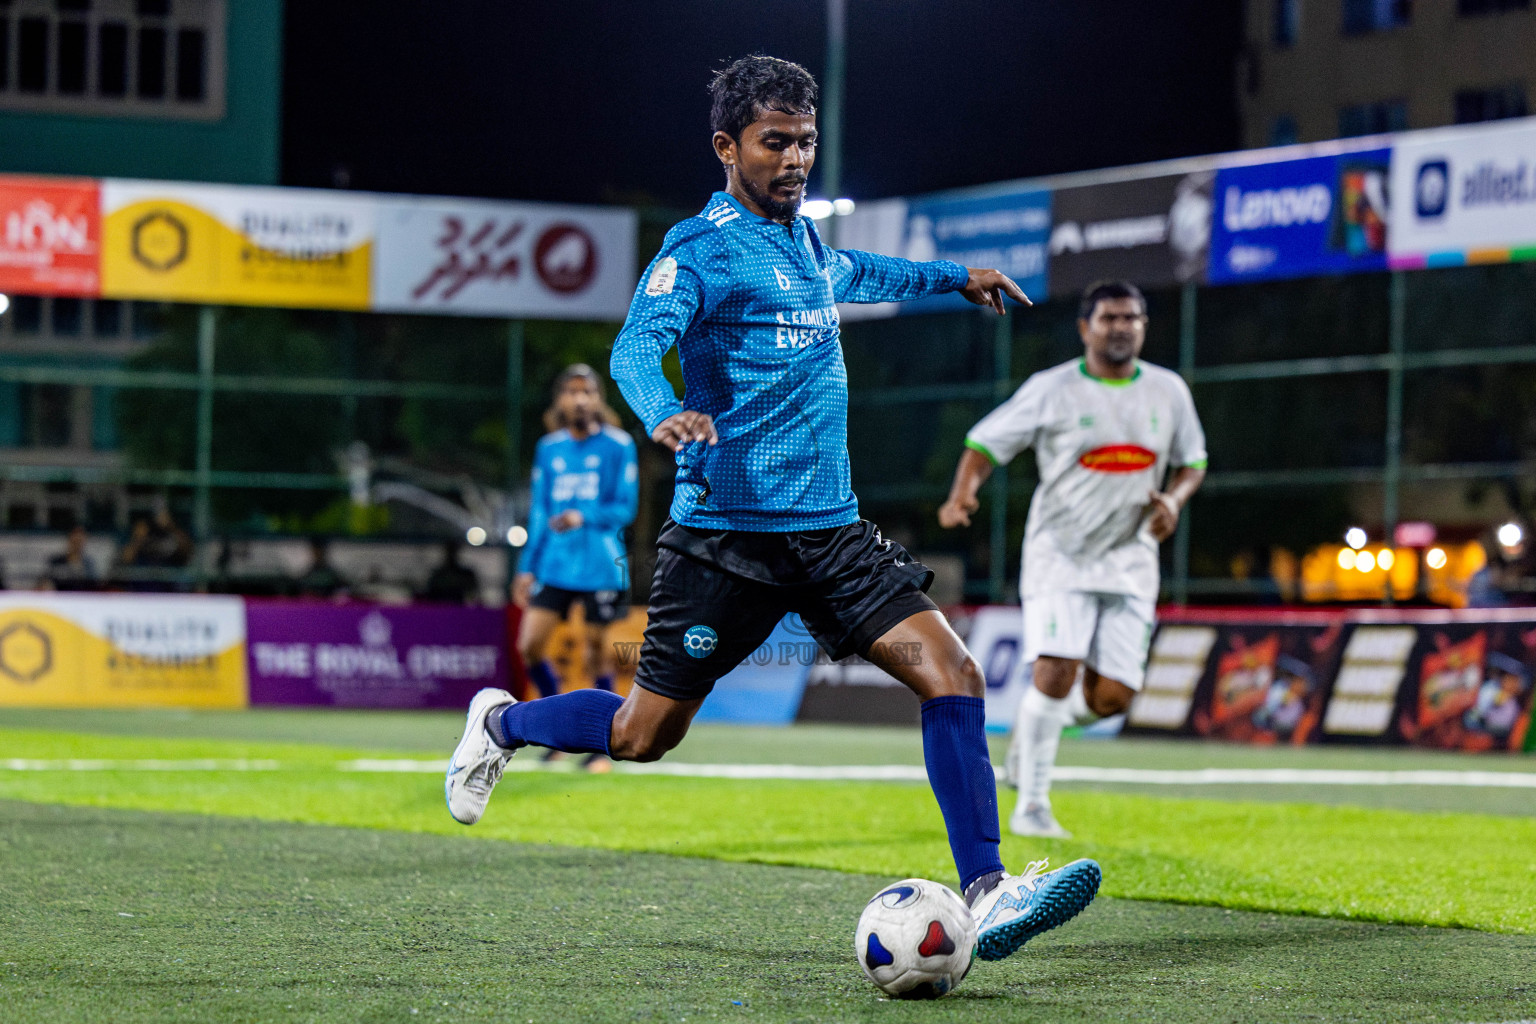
[283,1,1243,210]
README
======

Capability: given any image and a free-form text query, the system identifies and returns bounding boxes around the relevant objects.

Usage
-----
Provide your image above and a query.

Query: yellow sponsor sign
[0,594,247,708]
[101,181,373,310]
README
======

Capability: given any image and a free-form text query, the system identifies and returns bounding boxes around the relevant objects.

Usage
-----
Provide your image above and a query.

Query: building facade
[1240,0,1536,147]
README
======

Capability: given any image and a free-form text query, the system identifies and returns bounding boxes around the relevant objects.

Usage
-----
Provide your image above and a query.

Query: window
[22,383,72,447]
[1458,0,1528,14]
[1455,85,1528,122]
[0,0,224,119]
[10,295,42,334]
[51,296,82,335]
[1269,114,1300,146]
[1338,99,1408,136]
[1343,0,1411,34]
[1274,0,1301,45]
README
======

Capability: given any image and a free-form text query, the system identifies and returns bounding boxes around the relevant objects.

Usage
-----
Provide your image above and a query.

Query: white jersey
[966,359,1206,601]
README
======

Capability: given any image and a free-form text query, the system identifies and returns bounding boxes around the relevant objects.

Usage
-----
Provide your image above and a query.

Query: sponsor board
[836,190,1050,320]
[101,180,375,310]
[1185,624,1343,745]
[372,197,636,320]
[1208,149,1390,284]
[1389,119,1536,268]
[1047,169,1214,297]
[0,593,246,708]
[246,602,508,709]
[0,177,101,296]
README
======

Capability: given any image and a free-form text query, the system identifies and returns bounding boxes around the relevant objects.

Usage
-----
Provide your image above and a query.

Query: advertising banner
[1389,119,1536,268]
[0,177,101,297]
[101,180,375,309]
[1184,622,1344,744]
[837,191,1050,319]
[372,197,637,320]
[1208,149,1390,284]
[1321,614,1534,752]
[0,593,246,708]
[1047,169,1215,297]
[246,603,507,709]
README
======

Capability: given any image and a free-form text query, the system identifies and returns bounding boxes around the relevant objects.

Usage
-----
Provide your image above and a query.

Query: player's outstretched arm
[938,447,995,528]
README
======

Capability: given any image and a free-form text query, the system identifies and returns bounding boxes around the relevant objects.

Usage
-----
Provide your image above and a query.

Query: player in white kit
[938,281,1207,838]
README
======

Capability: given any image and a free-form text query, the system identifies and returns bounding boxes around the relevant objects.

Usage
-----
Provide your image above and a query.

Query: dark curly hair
[708,55,817,140]
[1078,280,1146,321]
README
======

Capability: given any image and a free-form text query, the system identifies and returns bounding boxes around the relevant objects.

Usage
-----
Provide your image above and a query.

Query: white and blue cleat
[445,687,516,825]
[971,858,1101,961]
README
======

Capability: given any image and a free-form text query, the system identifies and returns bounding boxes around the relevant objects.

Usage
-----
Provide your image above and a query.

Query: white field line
[4,757,1536,790]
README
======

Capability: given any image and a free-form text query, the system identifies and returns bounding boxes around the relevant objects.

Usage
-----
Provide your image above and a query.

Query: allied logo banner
[0,593,246,708]
[0,176,101,297]
[1047,169,1215,297]
[101,180,375,309]
[1208,149,1390,284]
[1390,119,1536,268]
[372,197,637,320]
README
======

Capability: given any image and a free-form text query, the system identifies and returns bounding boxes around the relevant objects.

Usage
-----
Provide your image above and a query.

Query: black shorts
[529,584,628,626]
[633,518,938,702]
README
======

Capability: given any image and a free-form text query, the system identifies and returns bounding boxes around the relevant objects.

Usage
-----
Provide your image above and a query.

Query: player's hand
[938,494,980,529]
[652,411,718,452]
[551,510,583,533]
[959,268,1032,315]
[1146,489,1181,541]
[511,573,534,609]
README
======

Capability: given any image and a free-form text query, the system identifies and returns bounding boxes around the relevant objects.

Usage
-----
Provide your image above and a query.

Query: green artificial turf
[2,801,1532,1024]
[3,728,1534,933]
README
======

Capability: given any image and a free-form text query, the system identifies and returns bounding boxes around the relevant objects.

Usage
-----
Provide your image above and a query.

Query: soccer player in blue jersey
[447,55,1100,961]
[513,364,638,772]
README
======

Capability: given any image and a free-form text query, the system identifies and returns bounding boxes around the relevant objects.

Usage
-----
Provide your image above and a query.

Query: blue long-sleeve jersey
[610,191,969,531]
[520,425,638,592]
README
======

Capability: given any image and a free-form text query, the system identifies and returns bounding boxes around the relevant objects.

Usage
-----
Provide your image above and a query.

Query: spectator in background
[297,537,348,598]
[423,540,481,604]
[45,525,98,591]
[1467,521,1530,608]
[116,508,194,591]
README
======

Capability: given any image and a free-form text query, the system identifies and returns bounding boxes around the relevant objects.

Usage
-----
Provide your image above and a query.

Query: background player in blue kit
[447,55,1101,961]
[513,364,638,771]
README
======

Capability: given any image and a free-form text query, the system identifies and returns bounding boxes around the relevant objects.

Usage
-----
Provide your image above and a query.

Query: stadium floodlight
[1355,550,1376,572]
[1336,548,1354,570]
[0,294,9,316]
[1497,522,1523,549]
[465,526,487,546]
[1377,548,1395,571]
[506,525,528,547]
[1344,527,1367,550]
[802,199,835,220]
[832,197,856,216]
[1426,547,1448,570]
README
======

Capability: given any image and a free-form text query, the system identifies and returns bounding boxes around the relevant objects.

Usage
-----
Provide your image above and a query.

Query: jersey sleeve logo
[645,256,678,296]
[1079,445,1157,473]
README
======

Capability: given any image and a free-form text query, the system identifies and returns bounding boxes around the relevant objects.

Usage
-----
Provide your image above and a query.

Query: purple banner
[247,602,509,708]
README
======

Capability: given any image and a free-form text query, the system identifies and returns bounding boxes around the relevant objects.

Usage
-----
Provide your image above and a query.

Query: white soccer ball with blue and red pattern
[854,877,977,999]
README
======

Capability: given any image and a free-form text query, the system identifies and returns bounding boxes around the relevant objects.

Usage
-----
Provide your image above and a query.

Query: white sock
[1066,680,1100,727]
[1011,685,1071,814]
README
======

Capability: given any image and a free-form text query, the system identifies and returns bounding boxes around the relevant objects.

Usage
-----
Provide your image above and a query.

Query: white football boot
[971,858,1101,961]
[1009,801,1073,839]
[444,687,516,825]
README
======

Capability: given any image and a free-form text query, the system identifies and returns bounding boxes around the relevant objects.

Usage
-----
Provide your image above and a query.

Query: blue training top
[520,424,638,592]
[610,191,968,532]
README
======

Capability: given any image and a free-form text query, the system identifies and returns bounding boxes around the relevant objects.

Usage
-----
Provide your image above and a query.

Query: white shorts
[1022,590,1155,690]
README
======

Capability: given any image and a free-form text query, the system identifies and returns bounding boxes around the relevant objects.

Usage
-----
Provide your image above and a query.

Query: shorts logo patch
[1078,444,1156,473]
[683,625,718,659]
[646,257,678,296]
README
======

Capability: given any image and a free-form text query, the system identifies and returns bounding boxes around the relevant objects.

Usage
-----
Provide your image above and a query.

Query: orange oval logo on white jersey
[1079,445,1156,473]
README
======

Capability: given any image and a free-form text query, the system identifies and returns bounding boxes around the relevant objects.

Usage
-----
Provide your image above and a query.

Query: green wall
[0,1,283,185]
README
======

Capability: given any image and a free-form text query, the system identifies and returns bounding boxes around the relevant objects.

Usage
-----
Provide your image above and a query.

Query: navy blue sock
[528,659,561,699]
[593,673,615,692]
[492,690,622,756]
[921,695,1005,893]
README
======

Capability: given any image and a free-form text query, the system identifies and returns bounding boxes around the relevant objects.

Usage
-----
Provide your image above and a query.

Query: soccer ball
[854,877,977,999]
